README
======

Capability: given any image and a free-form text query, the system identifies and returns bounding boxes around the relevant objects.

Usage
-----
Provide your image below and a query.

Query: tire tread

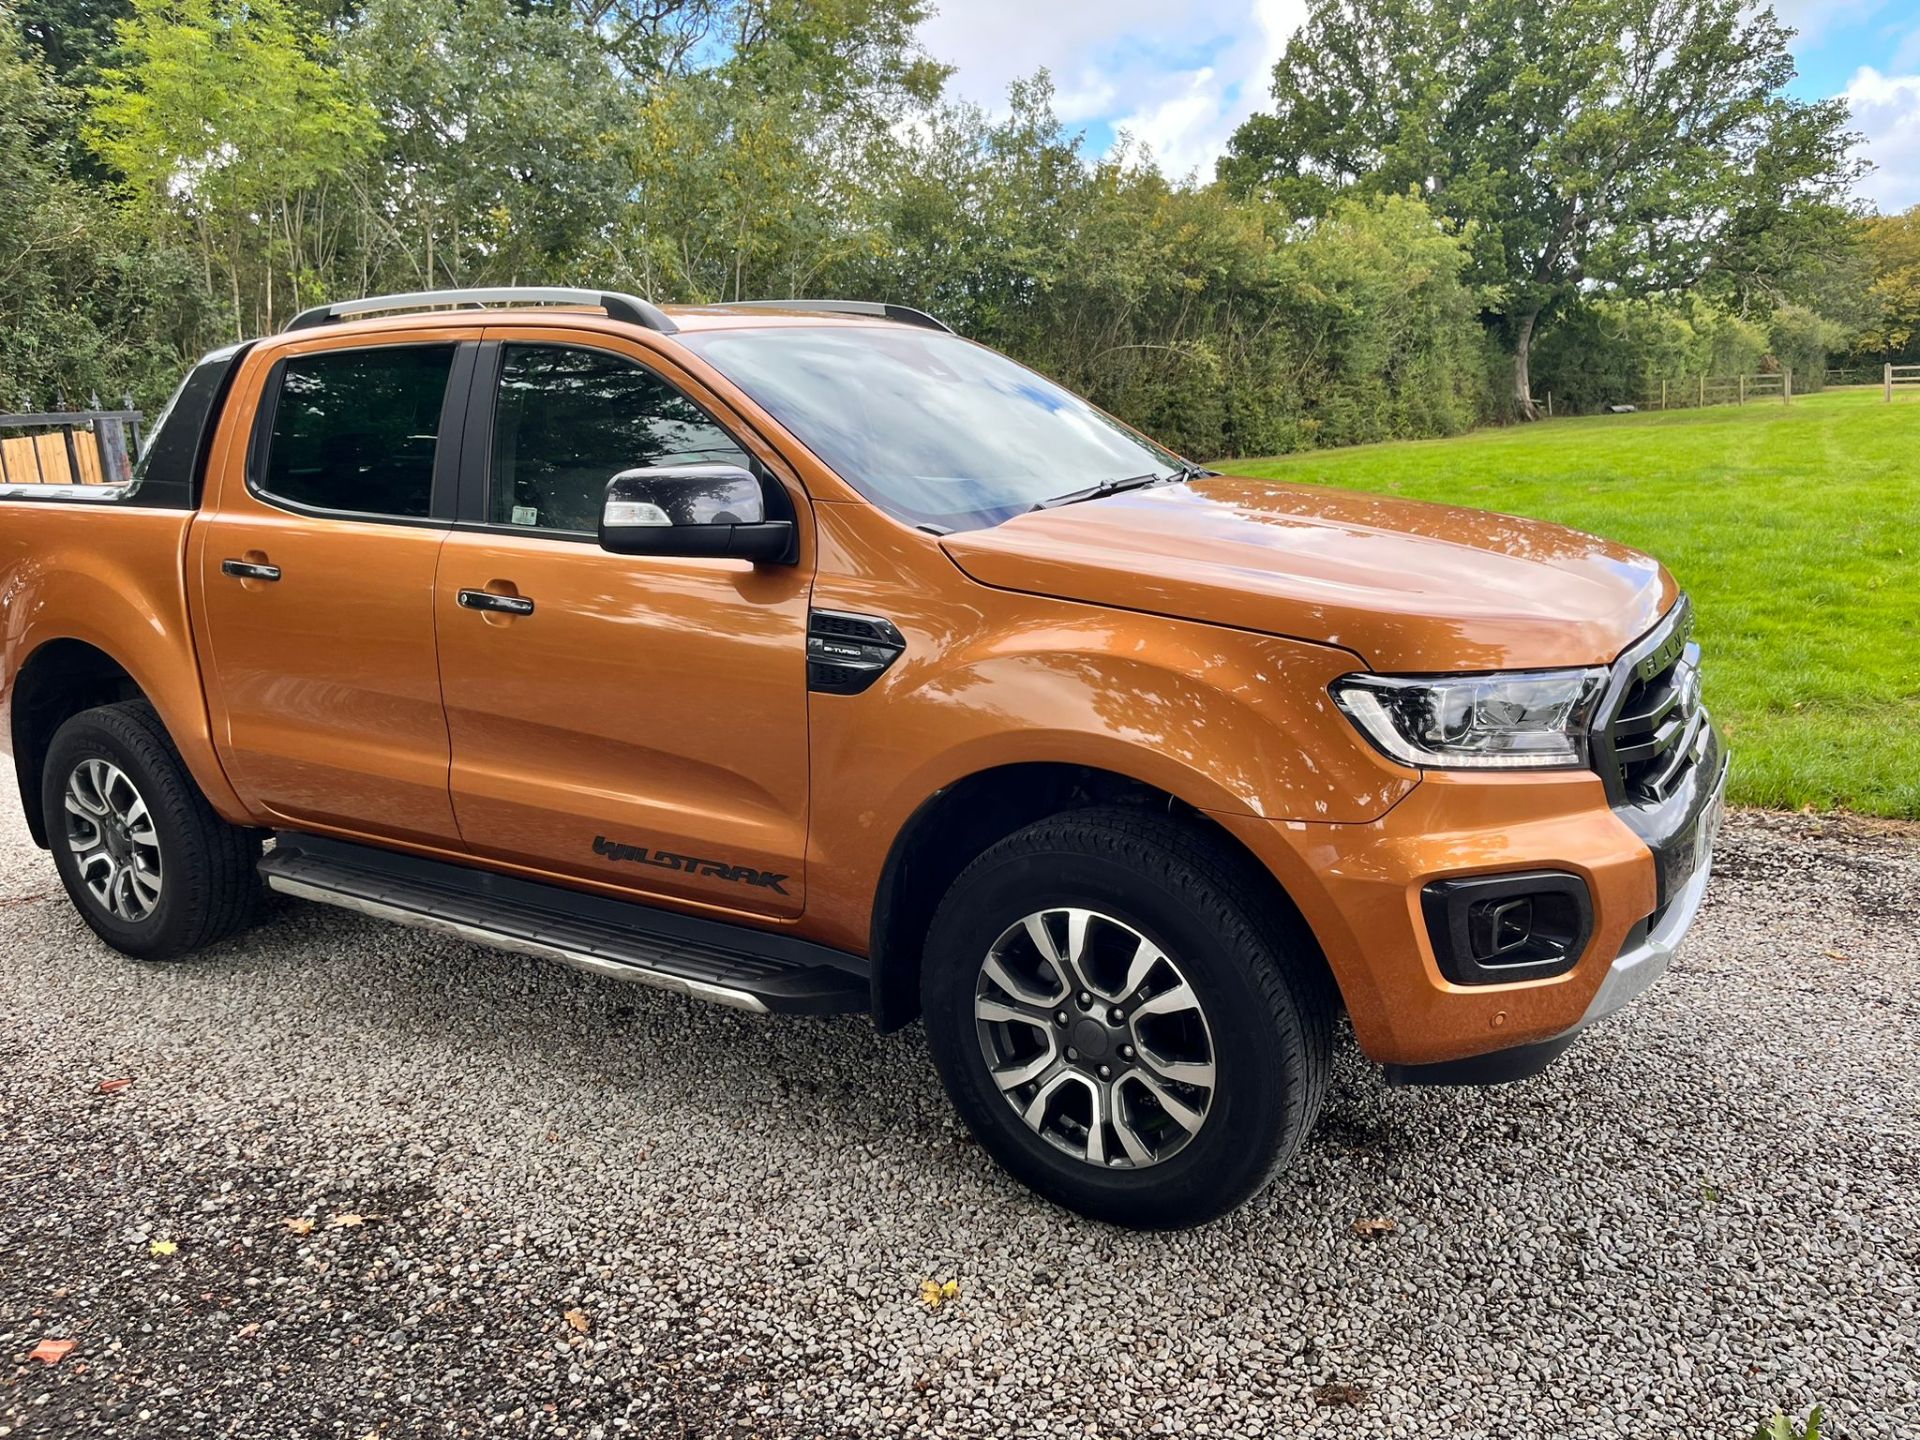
[44,701,259,959]
[925,804,1336,1225]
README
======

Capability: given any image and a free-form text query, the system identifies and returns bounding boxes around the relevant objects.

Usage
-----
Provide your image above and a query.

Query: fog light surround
[1420,871,1594,985]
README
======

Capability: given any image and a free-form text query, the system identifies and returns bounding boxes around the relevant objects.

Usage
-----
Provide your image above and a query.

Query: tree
[1221,0,1862,417]
[87,0,380,335]
[1856,206,1920,362]
[596,0,946,301]
[342,0,636,293]
[0,18,214,405]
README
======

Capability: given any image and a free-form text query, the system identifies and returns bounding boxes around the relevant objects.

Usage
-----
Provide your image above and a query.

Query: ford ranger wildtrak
[0,288,1727,1228]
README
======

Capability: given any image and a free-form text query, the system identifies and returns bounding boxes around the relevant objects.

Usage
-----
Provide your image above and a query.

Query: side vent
[807,610,905,695]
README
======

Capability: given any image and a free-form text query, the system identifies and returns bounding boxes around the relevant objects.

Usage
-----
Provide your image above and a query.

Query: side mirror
[598,463,795,563]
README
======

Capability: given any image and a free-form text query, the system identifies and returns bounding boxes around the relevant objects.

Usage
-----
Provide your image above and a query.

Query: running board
[258,834,869,1016]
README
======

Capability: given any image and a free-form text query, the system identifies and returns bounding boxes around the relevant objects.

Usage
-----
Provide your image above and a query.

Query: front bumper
[1381,758,1723,1084]
[1210,734,1727,1075]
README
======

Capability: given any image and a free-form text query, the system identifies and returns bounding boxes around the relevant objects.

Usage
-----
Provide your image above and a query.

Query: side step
[258,834,869,1016]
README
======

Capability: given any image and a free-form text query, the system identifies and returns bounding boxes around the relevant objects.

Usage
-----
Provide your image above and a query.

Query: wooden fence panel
[0,412,139,487]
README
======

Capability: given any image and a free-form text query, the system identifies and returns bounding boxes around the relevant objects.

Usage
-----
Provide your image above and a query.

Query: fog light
[1470,896,1535,961]
[1422,872,1593,985]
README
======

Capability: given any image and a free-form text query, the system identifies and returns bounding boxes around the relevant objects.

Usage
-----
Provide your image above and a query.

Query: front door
[432,331,813,917]
[191,335,469,846]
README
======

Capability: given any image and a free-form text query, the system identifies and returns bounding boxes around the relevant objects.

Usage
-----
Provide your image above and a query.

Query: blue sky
[920,0,1920,213]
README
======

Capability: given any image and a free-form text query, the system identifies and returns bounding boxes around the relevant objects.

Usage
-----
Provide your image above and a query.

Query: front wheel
[42,701,261,961]
[921,806,1334,1229]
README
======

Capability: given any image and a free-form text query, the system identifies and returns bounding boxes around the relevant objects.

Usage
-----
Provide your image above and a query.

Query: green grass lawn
[1232,388,1920,817]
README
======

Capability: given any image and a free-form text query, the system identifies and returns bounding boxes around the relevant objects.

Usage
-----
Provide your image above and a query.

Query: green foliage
[87,0,380,335]
[0,0,1886,438]
[344,0,634,291]
[0,20,212,406]
[1222,0,1864,415]
[1766,305,1851,391]
[1531,299,1769,412]
[1855,206,1920,361]
[1752,1406,1825,1440]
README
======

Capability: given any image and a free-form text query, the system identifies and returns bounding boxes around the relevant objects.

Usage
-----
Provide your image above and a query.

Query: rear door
[431,328,813,917]
[191,333,473,846]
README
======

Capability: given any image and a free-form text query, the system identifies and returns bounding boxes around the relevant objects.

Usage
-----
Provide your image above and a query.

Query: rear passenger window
[489,344,748,534]
[259,345,454,518]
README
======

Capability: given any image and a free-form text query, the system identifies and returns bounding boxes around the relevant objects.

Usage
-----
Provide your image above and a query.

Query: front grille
[1592,597,1708,805]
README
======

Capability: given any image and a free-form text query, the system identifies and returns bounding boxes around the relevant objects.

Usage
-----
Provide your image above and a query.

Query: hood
[939,476,1677,672]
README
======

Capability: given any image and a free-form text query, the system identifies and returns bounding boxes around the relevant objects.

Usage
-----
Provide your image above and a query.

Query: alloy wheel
[64,758,163,923]
[973,907,1216,1169]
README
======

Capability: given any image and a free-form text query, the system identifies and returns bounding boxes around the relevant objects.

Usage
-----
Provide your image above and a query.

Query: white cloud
[918,0,1305,175]
[1113,0,1306,176]
[1845,66,1920,212]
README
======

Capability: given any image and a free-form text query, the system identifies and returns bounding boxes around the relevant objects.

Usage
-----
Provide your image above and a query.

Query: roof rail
[283,287,679,336]
[720,299,953,334]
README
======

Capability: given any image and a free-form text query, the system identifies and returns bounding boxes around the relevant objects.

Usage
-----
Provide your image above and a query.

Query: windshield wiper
[1032,471,1176,511]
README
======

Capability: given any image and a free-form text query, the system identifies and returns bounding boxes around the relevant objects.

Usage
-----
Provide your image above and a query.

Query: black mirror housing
[598,463,795,562]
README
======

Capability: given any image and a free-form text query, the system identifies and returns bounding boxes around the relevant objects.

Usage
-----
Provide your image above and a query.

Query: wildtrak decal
[592,835,790,896]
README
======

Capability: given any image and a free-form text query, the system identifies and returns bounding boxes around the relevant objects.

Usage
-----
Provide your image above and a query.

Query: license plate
[1657,771,1726,904]
[1693,784,1725,875]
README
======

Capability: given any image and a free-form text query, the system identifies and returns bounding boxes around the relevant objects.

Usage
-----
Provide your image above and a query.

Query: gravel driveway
[2,761,1917,1440]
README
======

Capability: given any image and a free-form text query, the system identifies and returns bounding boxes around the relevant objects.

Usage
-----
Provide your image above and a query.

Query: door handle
[221,559,281,582]
[457,588,535,616]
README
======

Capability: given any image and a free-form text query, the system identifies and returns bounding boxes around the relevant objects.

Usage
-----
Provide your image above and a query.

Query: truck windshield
[677,326,1186,531]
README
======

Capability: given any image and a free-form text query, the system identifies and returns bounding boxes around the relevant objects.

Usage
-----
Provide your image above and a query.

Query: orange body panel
[1212,771,1656,1064]
[0,301,1707,1071]
[942,477,1678,671]
[187,328,469,845]
[0,503,248,822]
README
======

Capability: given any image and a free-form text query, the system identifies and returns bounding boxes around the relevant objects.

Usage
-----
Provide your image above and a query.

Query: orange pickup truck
[0,289,1726,1227]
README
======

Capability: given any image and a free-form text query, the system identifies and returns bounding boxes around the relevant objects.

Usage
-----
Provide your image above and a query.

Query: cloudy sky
[919,0,1920,214]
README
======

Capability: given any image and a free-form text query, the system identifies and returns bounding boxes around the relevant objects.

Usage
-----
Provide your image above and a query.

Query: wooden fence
[0,400,145,489]
[1641,371,1792,411]
[1886,364,1920,402]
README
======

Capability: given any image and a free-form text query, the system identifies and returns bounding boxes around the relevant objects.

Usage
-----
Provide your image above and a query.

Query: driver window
[488,344,748,534]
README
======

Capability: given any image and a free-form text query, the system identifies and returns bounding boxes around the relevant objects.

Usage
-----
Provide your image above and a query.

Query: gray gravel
[2,760,1917,1440]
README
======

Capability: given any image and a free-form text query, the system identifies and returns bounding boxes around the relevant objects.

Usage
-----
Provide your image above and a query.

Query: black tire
[41,701,261,961]
[922,805,1334,1229]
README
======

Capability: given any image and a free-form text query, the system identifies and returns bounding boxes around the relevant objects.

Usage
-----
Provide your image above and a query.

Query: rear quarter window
[256,346,455,518]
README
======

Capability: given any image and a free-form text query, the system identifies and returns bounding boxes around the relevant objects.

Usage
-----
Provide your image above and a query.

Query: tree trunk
[1513,307,1540,420]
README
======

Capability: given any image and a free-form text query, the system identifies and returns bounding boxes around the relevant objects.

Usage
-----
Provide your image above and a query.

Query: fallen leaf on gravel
[282,1217,316,1235]
[564,1308,591,1334]
[1823,950,1851,961]
[30,1338,75,1365]
[97,1077,132,1094]
[1351,1217,1398,1239]
[918,1278,959,1309]
[1314,1382,1369,1408]
[149,1240,178,1256]
[329,1213,377,1228]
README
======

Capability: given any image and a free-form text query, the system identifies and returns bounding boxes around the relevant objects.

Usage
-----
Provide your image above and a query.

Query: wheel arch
[866,761,1335,1031]
[8,639,155,848]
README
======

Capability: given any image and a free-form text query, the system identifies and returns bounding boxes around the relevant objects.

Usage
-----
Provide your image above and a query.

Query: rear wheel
[922,806,1333,1229]
[42,702,261,960]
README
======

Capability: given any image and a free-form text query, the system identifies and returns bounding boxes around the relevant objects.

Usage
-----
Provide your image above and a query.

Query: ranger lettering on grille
[592,835,791,895]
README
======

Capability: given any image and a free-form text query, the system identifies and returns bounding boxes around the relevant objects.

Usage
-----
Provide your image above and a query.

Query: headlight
[1330,668,1608,770]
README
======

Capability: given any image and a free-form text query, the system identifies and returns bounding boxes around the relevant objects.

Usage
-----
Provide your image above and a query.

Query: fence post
[1783,368,1791,404]
[1889,364,1896,403]
[25,396,49,484]
[1698,375,1705,407]
[1546,391,1553,418]
[1738,375,1746,405]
